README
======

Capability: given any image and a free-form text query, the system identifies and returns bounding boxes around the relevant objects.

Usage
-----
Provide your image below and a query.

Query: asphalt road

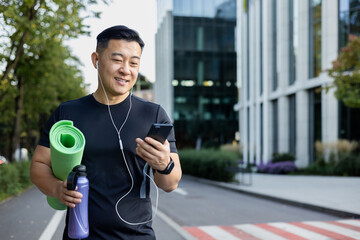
[0,176,339,240]
[157,176,339,227]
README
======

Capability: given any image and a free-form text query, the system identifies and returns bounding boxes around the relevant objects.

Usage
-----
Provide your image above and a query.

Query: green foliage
[333,153,360,176]
[328,34,360,108]
[271,152,296,163]
[0,161,32,201]
[299,150,360,177]
[179,148,240,182]
[0,0,106,159]
[300,158,336,176]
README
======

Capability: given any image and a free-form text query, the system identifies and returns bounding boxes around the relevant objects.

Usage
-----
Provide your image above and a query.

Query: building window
[272,100,278,153]
[309,89,322,163]
[339,0,360,48]
[272,0,278,91]
[260,0,263,96]
[260,103,264,161]
[246,3,250,100]
[172,0,238,148]
[338,0,360,143]
[289,0,298,85]
[247,107,250,162]
[289,94,296,155]
[309,0,322,78]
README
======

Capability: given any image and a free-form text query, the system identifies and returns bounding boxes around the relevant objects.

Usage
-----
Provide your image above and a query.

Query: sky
[66,0,157,94]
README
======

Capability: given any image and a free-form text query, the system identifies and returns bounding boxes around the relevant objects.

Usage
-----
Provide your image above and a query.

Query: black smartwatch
[157,158,175,175]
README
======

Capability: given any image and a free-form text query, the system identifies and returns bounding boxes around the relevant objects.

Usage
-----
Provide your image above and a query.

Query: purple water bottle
[67,165,89,239]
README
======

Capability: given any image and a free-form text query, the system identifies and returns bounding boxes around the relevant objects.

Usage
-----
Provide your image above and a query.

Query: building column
[154,11,174,120]
[321,0,338,144]
[295,0,310,167]
[277,0,290,153]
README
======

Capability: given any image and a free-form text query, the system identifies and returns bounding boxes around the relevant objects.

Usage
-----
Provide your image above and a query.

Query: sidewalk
[188,173,360,218]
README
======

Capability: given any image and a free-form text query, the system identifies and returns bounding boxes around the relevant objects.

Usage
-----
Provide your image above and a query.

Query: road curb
[184,175,360,219]
[156,208,196,240]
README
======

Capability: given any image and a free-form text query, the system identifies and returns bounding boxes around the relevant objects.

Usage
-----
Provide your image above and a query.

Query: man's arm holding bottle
[30,145,82,208]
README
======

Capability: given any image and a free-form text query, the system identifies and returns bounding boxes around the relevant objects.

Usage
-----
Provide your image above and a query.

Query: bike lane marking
[38,210,65,240]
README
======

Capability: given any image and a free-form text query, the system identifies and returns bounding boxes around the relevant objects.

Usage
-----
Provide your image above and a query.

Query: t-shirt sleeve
[156,105,178,153]
[38,106,61,148]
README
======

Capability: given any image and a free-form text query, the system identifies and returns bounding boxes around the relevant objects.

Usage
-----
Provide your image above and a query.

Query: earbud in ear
[96,61,98,69]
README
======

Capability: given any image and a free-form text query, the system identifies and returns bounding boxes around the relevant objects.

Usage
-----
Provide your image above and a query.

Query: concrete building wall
[236,0,340,167]
[155,11,174,121]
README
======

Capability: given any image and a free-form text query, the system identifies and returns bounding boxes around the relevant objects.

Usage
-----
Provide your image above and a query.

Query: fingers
[58,181,83,208]
[136,138,170,170]
[136,138,168,158]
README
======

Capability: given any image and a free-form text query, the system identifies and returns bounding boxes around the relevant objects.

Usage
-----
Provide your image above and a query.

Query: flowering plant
[257,161,297,174]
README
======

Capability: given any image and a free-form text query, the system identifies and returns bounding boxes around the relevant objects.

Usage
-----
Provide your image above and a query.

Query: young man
[30,25,182,239]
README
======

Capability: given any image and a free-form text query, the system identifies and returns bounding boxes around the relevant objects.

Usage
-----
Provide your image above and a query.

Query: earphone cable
[97,67,158,225]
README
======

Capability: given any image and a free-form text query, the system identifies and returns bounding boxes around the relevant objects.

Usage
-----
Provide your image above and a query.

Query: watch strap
[157,158,175,175]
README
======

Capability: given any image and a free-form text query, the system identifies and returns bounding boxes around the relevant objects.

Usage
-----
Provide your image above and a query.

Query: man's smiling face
[96,39,142,102]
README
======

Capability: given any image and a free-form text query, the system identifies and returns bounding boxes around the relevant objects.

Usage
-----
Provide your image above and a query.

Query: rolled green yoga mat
[47,120,86,210]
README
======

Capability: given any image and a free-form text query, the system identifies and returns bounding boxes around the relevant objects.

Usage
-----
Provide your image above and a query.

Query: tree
[328,34,360,108]
[0,0,107,161]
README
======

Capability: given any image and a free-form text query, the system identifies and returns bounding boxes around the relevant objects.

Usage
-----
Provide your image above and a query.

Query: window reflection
[309,0,322,78]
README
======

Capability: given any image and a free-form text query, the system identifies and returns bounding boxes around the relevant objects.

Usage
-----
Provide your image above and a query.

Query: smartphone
[146,123,173,144]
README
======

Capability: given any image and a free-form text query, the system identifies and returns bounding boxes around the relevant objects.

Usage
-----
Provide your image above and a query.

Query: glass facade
[272,0,278,91]
[260,0,263,95]
[289,0,298,85]
[339,0,360,48]
[272,100,278,153]
[338,0,360,142]
[289,94,296,154]
[309,89,322,163]
[309,0,322,78]
[173,0,237,148]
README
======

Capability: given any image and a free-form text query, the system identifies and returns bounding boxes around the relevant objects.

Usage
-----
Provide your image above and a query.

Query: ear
[91,52,99,69]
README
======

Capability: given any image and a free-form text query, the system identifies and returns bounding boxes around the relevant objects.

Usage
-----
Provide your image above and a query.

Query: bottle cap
[67,165,87,190]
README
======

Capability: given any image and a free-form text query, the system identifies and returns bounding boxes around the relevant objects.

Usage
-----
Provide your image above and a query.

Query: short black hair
[96,25,145,52]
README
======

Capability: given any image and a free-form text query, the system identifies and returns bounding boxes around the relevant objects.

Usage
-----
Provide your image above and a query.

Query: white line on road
[173,188,188,196]
[39,210,66,240]
[155,208,196,240]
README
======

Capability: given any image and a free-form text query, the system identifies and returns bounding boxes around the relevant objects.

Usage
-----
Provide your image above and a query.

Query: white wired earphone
[96,61,159,225]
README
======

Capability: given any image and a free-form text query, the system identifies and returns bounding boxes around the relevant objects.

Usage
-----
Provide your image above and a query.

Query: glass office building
[155,0,237,148]
[237,0,360,167]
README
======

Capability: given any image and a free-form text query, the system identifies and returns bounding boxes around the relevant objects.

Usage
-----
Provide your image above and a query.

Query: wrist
[157,157,174,175]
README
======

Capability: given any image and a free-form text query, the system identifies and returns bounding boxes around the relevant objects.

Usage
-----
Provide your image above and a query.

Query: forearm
[30,160,61,198]
[154,153,182,192]
[30,145,61,198]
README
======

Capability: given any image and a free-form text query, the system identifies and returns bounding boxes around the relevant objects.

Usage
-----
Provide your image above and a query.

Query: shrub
[271,152,296,163]
[301,159,335,175]
[333,154,360,176]
[257,161,297,174]
[179,148,239,182]
[304,140,360,176]
[0,161,32,201]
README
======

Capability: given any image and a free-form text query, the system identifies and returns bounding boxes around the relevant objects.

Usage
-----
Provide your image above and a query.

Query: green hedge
[298,153,360,176]
[0,161,32,201]
[271,152,296,163]
[179,149,240,182]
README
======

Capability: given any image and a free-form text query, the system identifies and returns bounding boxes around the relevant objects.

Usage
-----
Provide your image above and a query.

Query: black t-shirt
[39,94,177,240]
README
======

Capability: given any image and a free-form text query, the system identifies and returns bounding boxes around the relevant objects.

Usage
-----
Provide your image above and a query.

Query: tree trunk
[1,31,29,82]
[8,76,24,162]
[1,0,41,82]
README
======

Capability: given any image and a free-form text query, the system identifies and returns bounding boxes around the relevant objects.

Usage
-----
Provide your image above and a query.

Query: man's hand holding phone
[135,123,173,172]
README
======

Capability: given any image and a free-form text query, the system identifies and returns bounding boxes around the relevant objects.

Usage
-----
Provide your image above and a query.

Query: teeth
[115,78,126,83]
